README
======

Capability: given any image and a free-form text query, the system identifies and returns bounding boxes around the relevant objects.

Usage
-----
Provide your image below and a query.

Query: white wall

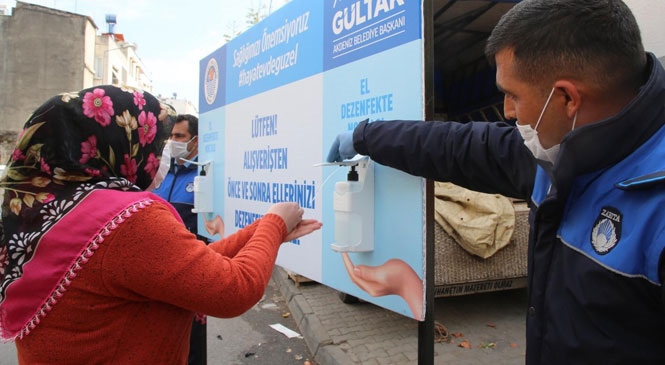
[625,0,665,58]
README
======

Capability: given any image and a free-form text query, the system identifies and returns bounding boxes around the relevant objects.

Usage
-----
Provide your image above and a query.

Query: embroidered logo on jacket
[590,206,622,255]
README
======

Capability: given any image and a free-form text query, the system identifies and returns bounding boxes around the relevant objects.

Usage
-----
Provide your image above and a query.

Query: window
[94,57,103,79]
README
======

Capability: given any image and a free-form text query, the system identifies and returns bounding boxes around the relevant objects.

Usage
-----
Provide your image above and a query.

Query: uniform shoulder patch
[590,206,622,255]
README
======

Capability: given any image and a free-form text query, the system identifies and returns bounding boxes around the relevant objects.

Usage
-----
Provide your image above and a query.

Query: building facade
[160,97,199,117]
[0,2,97,162]
[94,33,152,92]
[0,1,152,164]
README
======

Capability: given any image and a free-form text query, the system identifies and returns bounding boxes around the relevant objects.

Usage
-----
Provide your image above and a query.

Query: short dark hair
[485,0,646,94]
[175,114,198,137]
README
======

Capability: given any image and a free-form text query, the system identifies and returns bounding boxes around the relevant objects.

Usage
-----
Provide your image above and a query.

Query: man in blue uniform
[154,114,199,235]
[328,0,665,363]
[153,113,206,365]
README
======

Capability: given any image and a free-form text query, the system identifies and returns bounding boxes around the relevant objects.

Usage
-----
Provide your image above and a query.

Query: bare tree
[223,0,291,42]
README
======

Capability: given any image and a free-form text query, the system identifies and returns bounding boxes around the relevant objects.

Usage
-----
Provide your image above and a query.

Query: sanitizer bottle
[191,161,213,213]
[331,159,374,252]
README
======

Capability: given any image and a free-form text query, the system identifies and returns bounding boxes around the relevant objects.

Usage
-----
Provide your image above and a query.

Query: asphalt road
[207,278,315,364]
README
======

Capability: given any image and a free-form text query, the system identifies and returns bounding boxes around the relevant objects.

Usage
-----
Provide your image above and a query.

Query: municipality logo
[204,57,219,105]
[591,206,622,255]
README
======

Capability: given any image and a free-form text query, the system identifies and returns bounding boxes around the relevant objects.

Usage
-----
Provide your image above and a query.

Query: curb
[272,268,350,365]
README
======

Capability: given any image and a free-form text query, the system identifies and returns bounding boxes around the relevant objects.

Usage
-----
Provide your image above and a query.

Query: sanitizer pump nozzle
[330,156,374,252]
[347,165,359,181]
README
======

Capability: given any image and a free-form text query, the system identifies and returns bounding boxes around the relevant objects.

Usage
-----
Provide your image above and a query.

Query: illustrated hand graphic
[341,252,423,319]
[203,214,225,237]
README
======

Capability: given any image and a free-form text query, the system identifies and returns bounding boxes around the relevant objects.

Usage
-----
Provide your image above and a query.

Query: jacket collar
[551,53,665,191]
[169,155,198,173]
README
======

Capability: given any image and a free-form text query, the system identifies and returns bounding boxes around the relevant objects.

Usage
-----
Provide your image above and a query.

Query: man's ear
[553,80,581,119]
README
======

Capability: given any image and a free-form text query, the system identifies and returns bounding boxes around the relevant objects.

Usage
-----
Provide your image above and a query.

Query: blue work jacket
[352,53,665,364]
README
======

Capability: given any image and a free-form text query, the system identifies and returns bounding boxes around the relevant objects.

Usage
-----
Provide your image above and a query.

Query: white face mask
[169,136,196,160]
[147,141,172,190]
[515,87,577,165]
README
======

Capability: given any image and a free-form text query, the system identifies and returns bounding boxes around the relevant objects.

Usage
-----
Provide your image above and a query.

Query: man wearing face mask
[152,113,207,365]
[154,114,200,235]
[327,0,665,363]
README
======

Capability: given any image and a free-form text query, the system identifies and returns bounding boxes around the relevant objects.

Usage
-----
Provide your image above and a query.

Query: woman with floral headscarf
[0,85,321,364]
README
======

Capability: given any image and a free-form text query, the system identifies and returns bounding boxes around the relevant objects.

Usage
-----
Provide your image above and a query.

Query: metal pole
[418,0,435,363]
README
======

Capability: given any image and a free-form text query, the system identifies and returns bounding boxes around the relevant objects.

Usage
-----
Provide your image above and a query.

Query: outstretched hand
[284,219,322,242]
[266,202,323,243]
[267,202,304,232]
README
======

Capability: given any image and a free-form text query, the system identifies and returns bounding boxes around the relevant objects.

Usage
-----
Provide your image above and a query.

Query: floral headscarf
[0,85,174,312]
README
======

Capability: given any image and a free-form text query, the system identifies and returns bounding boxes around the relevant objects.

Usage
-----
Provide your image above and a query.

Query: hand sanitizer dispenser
[181,159,213,213]
[330,156,374,252]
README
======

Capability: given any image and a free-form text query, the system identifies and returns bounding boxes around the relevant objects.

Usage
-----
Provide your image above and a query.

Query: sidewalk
[272,268,527,365]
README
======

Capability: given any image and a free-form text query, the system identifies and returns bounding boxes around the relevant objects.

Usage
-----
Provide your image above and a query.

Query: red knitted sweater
[14,202,287,364]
